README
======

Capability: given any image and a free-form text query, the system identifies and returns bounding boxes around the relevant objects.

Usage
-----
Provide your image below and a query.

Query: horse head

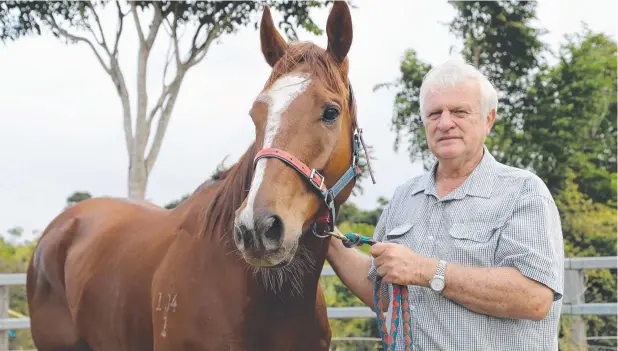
[233,1,370,269]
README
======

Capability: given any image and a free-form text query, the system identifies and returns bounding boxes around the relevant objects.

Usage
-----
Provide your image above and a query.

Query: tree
[0,230,37,350]
[65,191,93,208]
[163,193,189,209]
[376,1,546,169]
[555,169,617,350]
[336,196,388,226]
[0,0,329,200]
[522,28,617,203]
[373,49,432,167]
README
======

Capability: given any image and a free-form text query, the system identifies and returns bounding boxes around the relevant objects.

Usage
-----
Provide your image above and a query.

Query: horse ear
[260,6,288,67]
[326,1,353,63]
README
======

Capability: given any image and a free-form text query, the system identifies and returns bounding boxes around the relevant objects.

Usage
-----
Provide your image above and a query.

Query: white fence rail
[1,256,616,350]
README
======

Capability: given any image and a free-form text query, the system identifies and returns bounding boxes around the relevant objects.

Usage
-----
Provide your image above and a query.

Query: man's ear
[485,108,496,134]
[260,6,288,67]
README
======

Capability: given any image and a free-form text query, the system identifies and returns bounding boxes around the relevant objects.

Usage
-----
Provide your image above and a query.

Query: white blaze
[239,73,312,229]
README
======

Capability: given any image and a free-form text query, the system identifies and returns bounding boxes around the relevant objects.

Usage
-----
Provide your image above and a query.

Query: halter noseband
[253,80,375,237]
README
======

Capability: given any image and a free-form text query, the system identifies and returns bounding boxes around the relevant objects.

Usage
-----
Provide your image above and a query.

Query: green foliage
[555,169,617,348]
[65,191,92,208]
[337,197,388,227]
[0,0,330,43]
[321,219,379,350]
[557,169,617,258]
[0,232,37,350]
[522,28,617,204]
[163,193,190,209]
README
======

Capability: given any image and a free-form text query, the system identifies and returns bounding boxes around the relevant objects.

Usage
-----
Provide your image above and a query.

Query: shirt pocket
[444,222,499,267]
[383,222,423,252]
[384,223,414,243]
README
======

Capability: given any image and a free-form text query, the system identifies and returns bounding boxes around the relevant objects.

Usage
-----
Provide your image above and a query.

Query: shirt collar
[410,145,497,199]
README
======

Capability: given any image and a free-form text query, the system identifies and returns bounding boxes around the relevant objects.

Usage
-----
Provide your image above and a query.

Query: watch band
[435,259,447,278]
[429,259,448,293]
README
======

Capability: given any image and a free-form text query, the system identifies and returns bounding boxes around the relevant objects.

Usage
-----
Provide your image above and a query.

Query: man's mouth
[439,136,460,141]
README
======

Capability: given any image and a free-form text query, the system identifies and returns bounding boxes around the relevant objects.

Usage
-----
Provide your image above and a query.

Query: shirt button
[428,235,434,240]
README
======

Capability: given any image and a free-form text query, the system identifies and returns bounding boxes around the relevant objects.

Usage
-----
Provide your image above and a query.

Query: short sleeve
[494,194,565,301]
[367,201,391,282]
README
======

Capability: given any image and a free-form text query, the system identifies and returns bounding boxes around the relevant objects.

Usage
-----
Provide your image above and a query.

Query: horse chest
[152,289,329,351]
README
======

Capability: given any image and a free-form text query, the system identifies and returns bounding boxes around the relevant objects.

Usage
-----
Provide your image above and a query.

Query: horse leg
[26,217,92,351]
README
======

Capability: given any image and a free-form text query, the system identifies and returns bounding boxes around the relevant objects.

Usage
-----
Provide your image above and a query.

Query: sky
[0,0,616,241]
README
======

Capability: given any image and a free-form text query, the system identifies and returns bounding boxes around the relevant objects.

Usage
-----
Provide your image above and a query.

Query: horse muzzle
[234,209,294,267]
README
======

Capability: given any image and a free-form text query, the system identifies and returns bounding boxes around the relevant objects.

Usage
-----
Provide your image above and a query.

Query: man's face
[422,78,495,161]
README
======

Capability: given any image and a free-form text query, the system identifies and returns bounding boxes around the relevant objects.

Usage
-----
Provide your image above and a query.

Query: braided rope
[338,232,414,350]
[374,279,413,351]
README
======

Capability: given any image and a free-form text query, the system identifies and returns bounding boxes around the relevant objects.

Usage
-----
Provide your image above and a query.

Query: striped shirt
[367,146,564,351]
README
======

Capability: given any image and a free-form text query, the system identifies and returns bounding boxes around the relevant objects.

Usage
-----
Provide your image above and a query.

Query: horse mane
[196,41,351,241]
[196,142,257,240]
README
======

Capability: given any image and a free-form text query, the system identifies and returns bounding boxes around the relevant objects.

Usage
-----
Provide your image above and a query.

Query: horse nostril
[254,211,284,246]
[235,224,254,249]
[235,225,244,244]
[263,214,283,242]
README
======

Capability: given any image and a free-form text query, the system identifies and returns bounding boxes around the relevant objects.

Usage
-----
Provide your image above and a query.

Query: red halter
[253,80,375,236]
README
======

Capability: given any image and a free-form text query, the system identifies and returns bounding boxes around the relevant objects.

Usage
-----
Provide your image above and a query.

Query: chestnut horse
[26,2,374,351]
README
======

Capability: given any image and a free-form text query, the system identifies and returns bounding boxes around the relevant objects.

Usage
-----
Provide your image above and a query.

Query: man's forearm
[435,262,554,320]
[326,239,375,309]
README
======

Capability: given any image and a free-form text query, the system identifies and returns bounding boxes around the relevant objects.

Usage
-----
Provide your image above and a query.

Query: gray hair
[419,57,498,119]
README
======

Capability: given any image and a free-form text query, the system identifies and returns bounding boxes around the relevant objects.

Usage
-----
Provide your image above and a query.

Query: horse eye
[322,107,340,122]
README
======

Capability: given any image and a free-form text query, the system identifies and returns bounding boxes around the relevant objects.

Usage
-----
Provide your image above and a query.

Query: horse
[25,2,375,350]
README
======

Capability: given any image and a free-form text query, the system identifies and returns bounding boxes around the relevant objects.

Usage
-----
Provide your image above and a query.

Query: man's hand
[370,242,437,287]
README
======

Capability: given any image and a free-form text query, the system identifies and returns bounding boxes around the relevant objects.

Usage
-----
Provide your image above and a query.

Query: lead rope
[328,231,414,351]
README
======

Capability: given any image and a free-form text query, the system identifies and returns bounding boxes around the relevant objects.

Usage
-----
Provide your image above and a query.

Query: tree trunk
[128,157,148,200]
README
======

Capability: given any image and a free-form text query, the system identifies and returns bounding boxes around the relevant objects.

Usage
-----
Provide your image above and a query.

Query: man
[327,57,564,350]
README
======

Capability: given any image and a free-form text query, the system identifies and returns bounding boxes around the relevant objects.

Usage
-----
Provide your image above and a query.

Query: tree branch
[145,72,185,173]
[145,4,162,49]
[46,15,111,75]
[85,0,108,53]
[45,7,133,156]
[188,22,208,58]
[112,0,126,57]
[130,1,146,45]
[162,38,174,90]
[133,3,164,159]
[164,14,181,69]
[110,60,134,157]
[184,21,222,68]
[147,80,172,125]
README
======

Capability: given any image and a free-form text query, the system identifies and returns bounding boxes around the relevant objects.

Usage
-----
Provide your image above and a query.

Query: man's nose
[436,111,456,130]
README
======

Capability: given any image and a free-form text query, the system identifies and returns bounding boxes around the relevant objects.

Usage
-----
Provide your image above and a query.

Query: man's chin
[435,144,465,159]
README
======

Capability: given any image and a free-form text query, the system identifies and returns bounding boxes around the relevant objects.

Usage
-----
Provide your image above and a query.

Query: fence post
[564,268,588,351]
[0,285,8,351]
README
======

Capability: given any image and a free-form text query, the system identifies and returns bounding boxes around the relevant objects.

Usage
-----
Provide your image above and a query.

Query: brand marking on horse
[156,292,178,338]
[239,73,312,229]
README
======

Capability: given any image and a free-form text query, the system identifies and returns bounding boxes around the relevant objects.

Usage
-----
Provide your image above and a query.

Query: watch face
[431,278,445,291]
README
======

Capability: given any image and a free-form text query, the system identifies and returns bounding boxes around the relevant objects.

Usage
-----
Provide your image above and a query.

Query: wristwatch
[429,259,447,293]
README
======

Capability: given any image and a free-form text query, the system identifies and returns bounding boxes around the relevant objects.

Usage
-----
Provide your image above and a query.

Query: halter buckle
[309,168,325,191]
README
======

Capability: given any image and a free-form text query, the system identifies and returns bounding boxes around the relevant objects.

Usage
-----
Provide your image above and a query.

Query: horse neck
[176,134,339,300]
[175,143,257,243]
